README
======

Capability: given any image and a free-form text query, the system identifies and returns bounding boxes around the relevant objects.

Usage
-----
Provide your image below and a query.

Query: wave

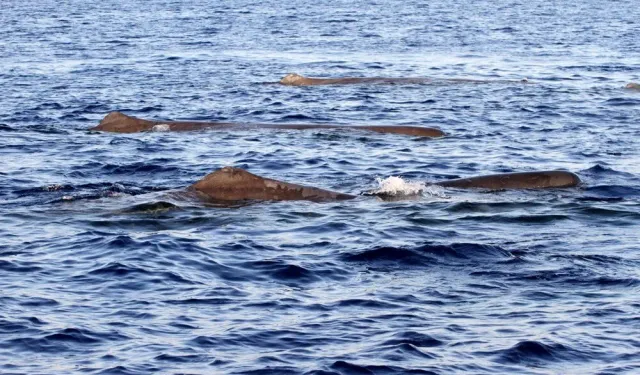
[581,164,637,178]
[228,259,349,286]
[18,297,59,307]
[471,268,639,288]
[490,340,595,365]
[341,243,514,268]
[45,328,105,344]
[7,327,129,354]
[328,361,438,375]
[0,260,43,273]
[95,366,150,375]
[98,162,180,175]
[154,353,211,363]
[381,331,444,348]
[119,201,180,214]
[7,182,165,206]
[584,185,640,198]
[605,98,640,106]
[79,261,195,286]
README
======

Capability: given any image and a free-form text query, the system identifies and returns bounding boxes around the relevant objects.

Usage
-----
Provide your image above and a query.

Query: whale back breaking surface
[91,111,236,133]
[279,73,310,85]
[359,126,444,137]
[279,73,430,86]
[90,112,445,137]
[267,124,444,137]
[626,82,640,90]
[436,170,581,189]
[190,167,355,202]
[92,112,155,133]
[279,73,529,86]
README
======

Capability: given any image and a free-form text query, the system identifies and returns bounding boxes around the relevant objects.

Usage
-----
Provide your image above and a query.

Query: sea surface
[1,0,640,374]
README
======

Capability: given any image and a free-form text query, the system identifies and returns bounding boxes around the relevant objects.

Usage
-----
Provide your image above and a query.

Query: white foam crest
[421,184,448,198]
[151,124,171,132]
[371,176,448,198]
[372,176,425,196]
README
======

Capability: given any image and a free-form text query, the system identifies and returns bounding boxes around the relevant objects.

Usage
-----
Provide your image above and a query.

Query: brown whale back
[267,124,444,137]
[626,82,640,90]
[190,167,355,202]
[436,170,581,189]
[359,126,444,137]
[279,73,529,86]
[279,73,312,85]
[91,112,236,133]
[91,112,445,137]
[92,112,155,133]
[279,73,428,86]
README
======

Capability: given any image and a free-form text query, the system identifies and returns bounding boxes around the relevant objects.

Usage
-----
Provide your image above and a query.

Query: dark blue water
[2,1,640,374]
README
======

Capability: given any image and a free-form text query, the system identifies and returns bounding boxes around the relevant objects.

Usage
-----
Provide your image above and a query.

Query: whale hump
[193,167,262,190]
[279,73,307,85]
[102,111,130,122]
[191,166,354,202]
[91,111,155,133]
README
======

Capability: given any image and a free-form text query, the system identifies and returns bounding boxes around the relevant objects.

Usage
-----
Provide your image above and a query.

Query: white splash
[370,176,447,198]
[151,124,171,132]
[372,176,425,196]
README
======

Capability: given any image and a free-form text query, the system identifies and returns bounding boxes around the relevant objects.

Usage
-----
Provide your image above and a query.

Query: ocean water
[1,0,640,374]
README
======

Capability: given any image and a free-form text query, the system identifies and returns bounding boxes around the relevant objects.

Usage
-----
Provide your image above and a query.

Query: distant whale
[187,167,581,203]
[91,112,445,138]
[279,73,529,86]
[626,82,640,90]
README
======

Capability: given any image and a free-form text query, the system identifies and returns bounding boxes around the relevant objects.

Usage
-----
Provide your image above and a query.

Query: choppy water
[2,0,640,374]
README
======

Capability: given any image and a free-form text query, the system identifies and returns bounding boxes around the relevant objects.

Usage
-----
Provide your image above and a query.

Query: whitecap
[151,124,171,132]
[373,176,425,196]
[369,176,447,198]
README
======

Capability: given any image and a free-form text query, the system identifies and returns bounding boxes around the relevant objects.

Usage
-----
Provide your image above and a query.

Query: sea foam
[370,176,446,198]
[151,124,171,132]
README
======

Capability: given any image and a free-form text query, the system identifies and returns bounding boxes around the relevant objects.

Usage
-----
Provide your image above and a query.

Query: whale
[91,111,236,133]
[189,166,354,202]
[279,73,529,86]
[626,82,640,90]
[434,170,581,190]
[90,112,445,138]
[185,167,581,204]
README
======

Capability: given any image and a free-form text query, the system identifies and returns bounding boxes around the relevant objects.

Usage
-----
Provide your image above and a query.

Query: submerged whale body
[190,167,355,202]
[279,73,529,86]
[435,170,581,190]
[91,112,445,138]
